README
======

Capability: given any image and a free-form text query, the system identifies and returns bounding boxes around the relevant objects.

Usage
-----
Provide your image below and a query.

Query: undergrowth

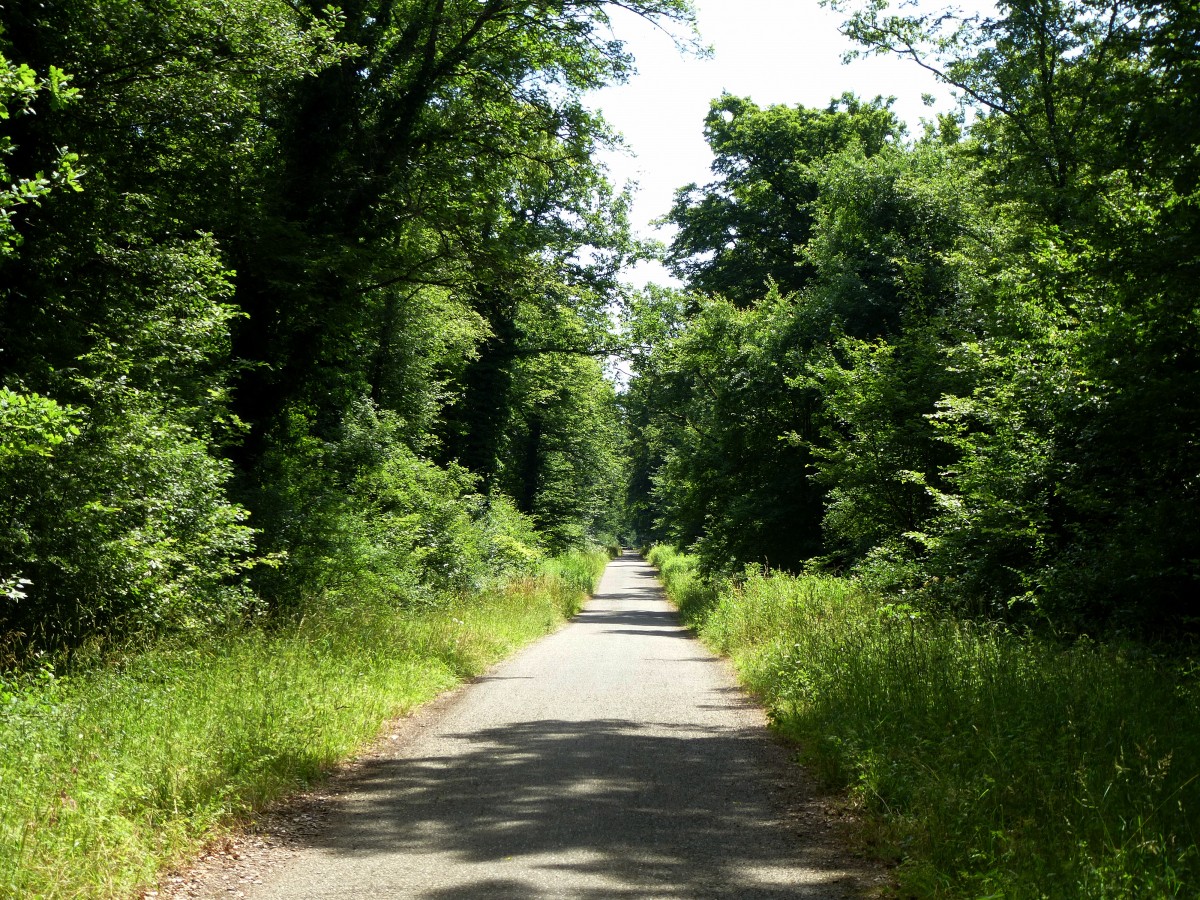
[0,548,607,899]
[648,545,1200,898]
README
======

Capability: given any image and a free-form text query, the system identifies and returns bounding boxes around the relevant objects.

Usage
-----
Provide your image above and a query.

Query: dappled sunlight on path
[237,554,877,898]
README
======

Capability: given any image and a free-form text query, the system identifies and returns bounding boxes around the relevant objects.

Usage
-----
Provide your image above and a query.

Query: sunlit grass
[0,549,607,899]
[648,545,1200,898]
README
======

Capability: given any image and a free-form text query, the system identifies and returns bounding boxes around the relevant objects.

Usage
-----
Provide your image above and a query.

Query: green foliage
[0,0,332,651]
[0,47,82,257]
[502,353,629,552]
[664,93,903,305]
[0,232,259,650]
[246,399,548,611]
[630,119,973,580]
[0,0,693,654]
[625,287,827,574]
[633,0,1200,636]
[798,140,978,571]
[215,0,689,609]
[1,389,259,650]
[0,388,78,463]
[807,332,953,568]
[801,142,975,335]
[654,551,1200,898]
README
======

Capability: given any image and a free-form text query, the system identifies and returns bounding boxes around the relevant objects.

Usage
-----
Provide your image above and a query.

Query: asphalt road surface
[223,553,876,899]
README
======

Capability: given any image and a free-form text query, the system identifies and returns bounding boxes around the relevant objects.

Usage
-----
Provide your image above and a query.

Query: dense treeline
[627,0,1200,637]
[1,0,692,656]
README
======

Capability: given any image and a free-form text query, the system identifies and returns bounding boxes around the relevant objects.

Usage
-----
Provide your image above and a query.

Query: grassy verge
[0,548,608,899]
[647,545,1200,898]
[540,547,611,598]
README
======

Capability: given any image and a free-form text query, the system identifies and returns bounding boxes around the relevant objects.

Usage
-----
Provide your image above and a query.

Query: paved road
[235,554,873,898]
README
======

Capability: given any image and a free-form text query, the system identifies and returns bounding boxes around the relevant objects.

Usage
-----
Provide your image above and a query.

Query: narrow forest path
[170,554,881,898]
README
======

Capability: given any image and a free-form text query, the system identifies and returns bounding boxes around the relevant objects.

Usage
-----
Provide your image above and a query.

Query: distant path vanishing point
[200,553,880,899]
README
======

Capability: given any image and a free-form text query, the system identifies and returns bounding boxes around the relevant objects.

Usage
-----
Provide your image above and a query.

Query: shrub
[247,399,546,611]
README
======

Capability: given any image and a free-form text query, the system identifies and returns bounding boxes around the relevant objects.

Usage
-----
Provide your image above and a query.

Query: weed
[649,546,1200,898]
[0,549,607,898]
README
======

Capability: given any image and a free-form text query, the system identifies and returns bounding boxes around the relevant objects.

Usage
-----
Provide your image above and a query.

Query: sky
[586,0,961,286]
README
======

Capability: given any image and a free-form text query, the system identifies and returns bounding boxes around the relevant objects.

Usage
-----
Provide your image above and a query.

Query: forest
[1,0,695,655]
[628,0,1200,639]
[620,1,1200,890]
[5,0,1197,660]
[2,0,1199,895]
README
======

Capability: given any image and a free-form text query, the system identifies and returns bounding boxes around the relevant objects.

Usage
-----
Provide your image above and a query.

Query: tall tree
[633,0,1200,633]
[227,0,693,596]
[837,0,1200,629]
[664,93,901,305]
[1,0,696,648]
[0,0,331,645]
[629,96,910,574]
[228,0,690,458]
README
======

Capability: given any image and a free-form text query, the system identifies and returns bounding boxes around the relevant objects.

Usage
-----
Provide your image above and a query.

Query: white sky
[588,0,962,287]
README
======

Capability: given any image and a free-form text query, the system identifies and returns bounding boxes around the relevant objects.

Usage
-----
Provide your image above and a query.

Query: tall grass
[540,547,611,599]
[648,545,1200,898]
[0,549,607,899]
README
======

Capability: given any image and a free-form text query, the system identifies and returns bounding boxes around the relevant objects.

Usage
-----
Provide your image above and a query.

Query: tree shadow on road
[294,717,875,898]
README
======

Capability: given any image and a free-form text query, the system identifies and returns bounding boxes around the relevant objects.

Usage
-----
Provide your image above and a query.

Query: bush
[247,399,546,612]
[0,388,257,654]
[1,233,259,655]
